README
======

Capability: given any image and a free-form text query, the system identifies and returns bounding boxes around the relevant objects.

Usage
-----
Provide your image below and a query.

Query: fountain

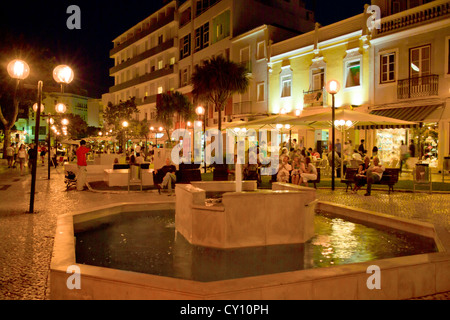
[50,181,450,300]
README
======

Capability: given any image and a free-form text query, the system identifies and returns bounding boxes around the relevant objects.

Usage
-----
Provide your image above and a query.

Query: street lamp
[53,65,74,93]
[196,106,206,172]
[326,79,340,191]
[122,121,129,152]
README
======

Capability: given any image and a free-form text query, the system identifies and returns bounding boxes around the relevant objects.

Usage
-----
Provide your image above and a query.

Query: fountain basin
[50,198,450,300]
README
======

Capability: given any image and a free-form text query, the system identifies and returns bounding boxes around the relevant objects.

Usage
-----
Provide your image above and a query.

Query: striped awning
[353,105,440,130]
[370,105,439,122]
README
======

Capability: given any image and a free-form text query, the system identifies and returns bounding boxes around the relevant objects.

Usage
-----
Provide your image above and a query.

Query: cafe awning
[370,105,440,122]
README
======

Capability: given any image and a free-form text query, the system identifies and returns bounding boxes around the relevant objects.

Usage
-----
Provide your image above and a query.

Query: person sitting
[299,157,318,187]
[311,148,320,159]
[352,149,362,161]
[277,156,292,183]
[135,152,144,165]
[364,156,385,196]
[352,156,370,193]
[155,158,177,194]
[291,156,304,185]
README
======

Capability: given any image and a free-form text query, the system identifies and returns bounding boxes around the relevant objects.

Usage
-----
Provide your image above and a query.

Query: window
[158,60,163,70]
[410,45,430,78]
[240,46,251,72]
[380,52,396,83]
[345,60,361,88]
[311,67,324,91]
[180,67,190,87]
[216,24,223,38]
[194,22,209,52]
[158,34,164,45]
[180,34,191,60]
[281,75,292,98]
[169,57,175,65]
[257,83,265,102]
[257,41,265,60]
[158,86,163,94]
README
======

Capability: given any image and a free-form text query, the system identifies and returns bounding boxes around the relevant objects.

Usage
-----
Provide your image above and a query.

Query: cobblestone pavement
[0,164,448,300]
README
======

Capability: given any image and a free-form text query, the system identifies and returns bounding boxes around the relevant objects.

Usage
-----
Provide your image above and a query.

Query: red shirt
[76,146,91,166]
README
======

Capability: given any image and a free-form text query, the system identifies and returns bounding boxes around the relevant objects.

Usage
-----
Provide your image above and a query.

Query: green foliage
[191,55,249,131]
[156,91,193,139]
[103,97,139,132]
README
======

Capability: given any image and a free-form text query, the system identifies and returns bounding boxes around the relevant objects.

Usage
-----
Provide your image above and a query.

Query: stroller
[64,170,77,191]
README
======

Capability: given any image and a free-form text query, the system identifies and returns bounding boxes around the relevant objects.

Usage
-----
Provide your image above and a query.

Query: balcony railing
[110,38,175,75]
[110,11,175,56]
[397,74,439,100]
[374,0,450,37]
[303,88,327,106]
[233,101,253,115]
[109,65,175,93]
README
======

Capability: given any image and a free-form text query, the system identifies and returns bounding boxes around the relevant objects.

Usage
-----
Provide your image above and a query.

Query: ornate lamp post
[326,80,340,191]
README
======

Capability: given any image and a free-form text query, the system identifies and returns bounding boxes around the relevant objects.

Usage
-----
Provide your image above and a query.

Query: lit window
[158,60,163,70]
[380,53,395,83]
[158,86,163,94]
[281,75,292,98]
[345,60,361,88]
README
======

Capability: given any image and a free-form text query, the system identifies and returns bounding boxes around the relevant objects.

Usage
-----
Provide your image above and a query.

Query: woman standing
[17,144,28,175]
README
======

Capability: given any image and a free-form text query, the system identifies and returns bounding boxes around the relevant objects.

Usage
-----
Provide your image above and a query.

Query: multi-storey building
[103,0,315,130]
[368,0,450,170]
[267,10,372,150]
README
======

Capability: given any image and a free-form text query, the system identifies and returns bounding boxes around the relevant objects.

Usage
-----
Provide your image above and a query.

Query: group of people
[277,141,320,187]
[4,143,48,175]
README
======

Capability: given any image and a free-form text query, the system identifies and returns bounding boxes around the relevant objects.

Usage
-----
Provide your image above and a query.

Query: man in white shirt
[365,157,385,196]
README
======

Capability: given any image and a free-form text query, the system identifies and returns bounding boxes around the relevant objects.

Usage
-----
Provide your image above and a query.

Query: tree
[103,97,139,149]
[156,91,193,144]
[0,36,57,157]
[191,55,249,132]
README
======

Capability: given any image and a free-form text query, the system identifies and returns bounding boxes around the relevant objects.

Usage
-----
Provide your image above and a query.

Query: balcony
[374,0,450,37]
[233,101,253,115]
[110,39,175,75]
[303,88,327,106]
[109,65,175,94]
[110,11,175,56]
[397,74,439,100]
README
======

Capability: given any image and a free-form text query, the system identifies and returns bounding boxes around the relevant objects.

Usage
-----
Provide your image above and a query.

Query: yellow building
[268,9,373,152]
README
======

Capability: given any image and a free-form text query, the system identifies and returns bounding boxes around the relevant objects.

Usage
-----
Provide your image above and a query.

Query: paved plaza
[0,163,449,300]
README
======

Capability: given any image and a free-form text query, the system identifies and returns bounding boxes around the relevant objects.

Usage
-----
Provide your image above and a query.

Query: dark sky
[0,0,369,99]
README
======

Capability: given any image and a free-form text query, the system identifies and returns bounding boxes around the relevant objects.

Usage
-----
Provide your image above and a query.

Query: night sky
[0,0,369,99]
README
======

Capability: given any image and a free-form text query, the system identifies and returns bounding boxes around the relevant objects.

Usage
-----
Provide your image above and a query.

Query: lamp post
[122,121,129,153]
[196,106,206,173]
[326,80,340,191]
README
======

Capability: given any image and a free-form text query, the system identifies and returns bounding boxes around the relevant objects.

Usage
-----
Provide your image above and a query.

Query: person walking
[6,144,14,168]
[27,143,37,174]
[76,140,91,191]
[17,144,27,175]
[409,139,416,158]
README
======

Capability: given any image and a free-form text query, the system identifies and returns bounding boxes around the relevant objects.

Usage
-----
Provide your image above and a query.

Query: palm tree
[156,91,194,146]
[191,55,249,132]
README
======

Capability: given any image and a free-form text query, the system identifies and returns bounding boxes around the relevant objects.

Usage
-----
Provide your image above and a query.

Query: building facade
[368,0,450,170]
[104,0,315,130]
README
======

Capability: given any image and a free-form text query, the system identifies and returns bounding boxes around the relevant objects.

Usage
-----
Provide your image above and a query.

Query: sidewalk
[0,163,448,300]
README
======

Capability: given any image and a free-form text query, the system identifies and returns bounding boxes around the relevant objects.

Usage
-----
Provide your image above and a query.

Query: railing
[110,11,175,56]
[109,65,175,93]
[397,74,439,99]
[110,39,175,75]
[375,0,450,37]
[303,88,326,106]
[233,101,253,115]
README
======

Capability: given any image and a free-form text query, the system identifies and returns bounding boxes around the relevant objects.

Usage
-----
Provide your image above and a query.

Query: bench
[341,167,399,194]
[374,168,400,194]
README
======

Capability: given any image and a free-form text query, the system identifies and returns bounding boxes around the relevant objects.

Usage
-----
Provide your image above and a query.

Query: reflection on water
[75,210,437,282]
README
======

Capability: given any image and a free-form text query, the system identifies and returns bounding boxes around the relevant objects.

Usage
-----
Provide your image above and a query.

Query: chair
[317,159,330,176]
[128,165,142,192]
[310,168,321,189]
[341,168,358,192]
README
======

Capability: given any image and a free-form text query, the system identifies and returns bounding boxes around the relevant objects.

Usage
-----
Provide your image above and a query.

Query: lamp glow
[61,118,69,126]
[32,103,44,113]
[326,80,340,95]
[53,65,74,84]
[195,106,205,116]
[55,103,67,113]
[7,60,30,80]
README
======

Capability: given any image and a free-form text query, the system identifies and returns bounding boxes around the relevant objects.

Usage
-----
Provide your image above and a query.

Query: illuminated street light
[7,59,30,80]
[326,79,341,191]
[32,103,45,113]
[53,65,74,93]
